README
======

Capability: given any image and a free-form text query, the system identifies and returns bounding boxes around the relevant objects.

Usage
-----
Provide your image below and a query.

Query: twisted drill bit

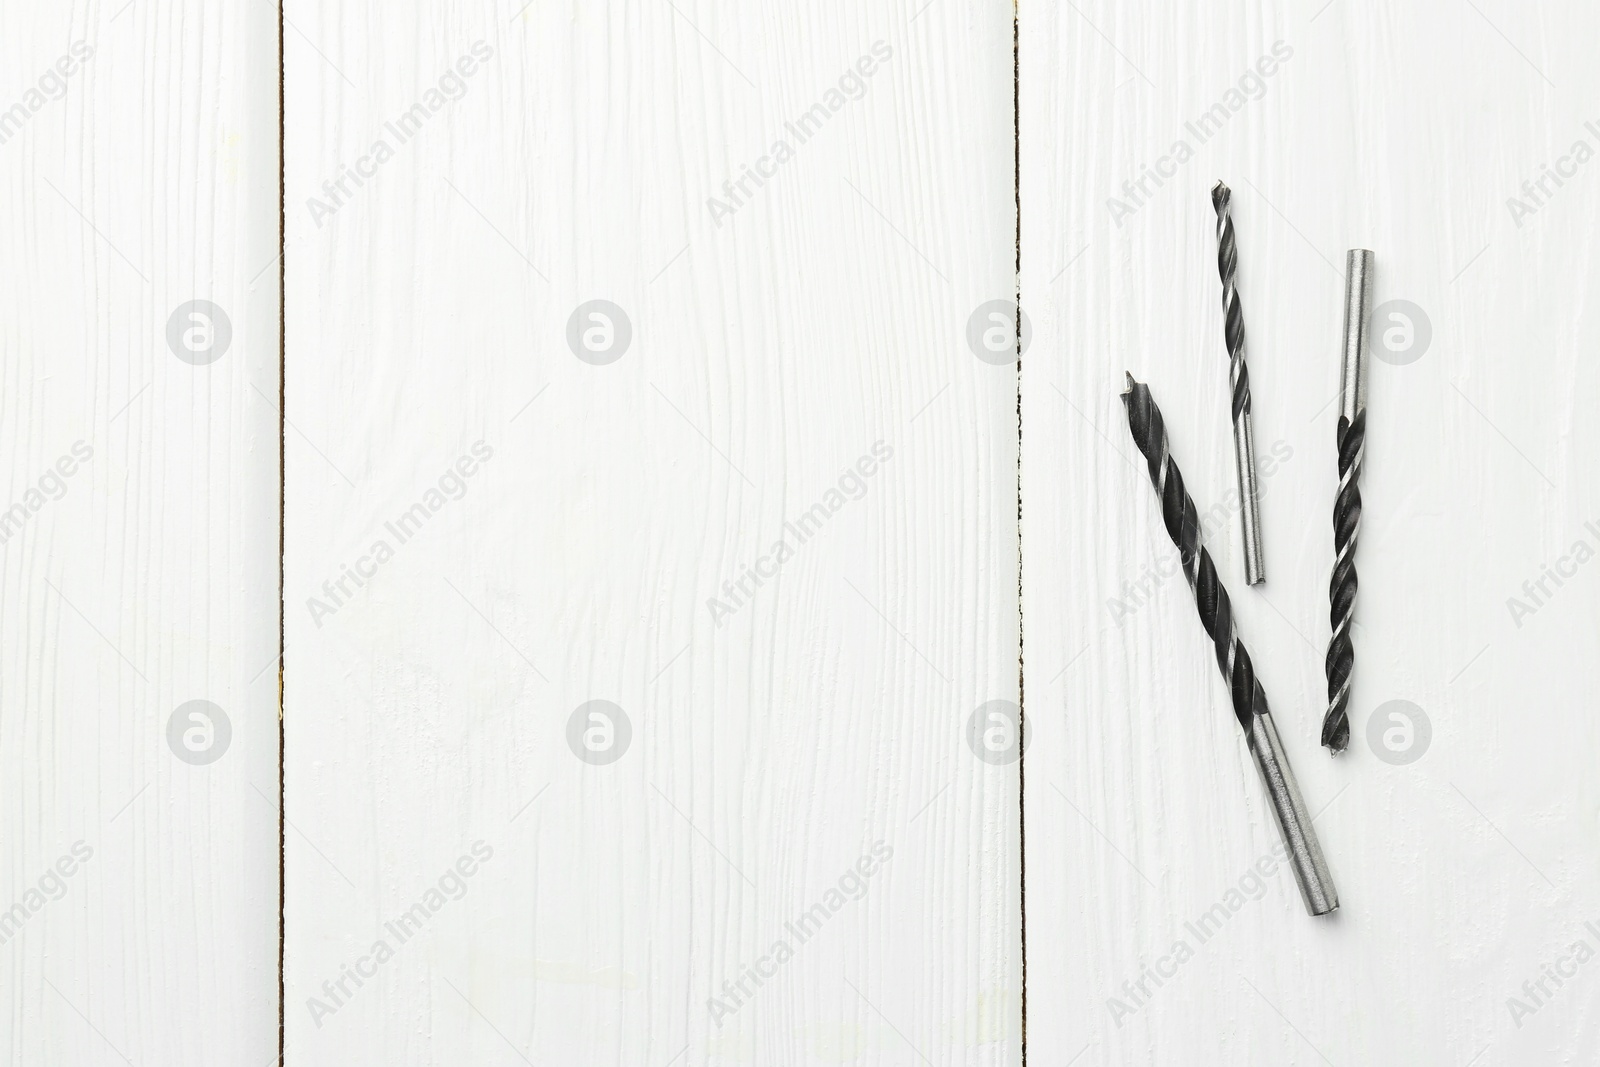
[1210,181,1265,586]
[1323,250,1374,753]
[1121,373,1339,916]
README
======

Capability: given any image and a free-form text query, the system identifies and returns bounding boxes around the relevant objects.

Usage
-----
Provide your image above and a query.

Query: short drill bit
[1121,372,1339,916]
[1210,181,1266,586]
[1323,249,1374,753]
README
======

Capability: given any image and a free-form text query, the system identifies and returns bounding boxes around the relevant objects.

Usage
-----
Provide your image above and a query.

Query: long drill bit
[1210,181,1266,586]
[1121,372,1339,916]
[1322,250,1374,753]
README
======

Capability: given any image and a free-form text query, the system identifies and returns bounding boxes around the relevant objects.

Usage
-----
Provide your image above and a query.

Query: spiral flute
[1323,250,1374,753]
[1211,181,1265,586]
[1121,373,1339,916]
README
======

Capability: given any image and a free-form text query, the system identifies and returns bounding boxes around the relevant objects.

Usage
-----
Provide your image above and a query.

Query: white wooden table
[3,1,1597,1064]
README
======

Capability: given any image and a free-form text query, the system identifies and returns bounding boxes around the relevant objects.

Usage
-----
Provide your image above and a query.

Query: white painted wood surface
[11,1,1587,1061]
[0,1,281,1064]
[283,1,1018,1063]
[1022,2,1600,1064]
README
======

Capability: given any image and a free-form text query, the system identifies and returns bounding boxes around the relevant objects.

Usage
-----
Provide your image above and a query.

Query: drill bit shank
[1323,249,1374,752]
[1121,373,1339,917]
[1211,181,1266,586]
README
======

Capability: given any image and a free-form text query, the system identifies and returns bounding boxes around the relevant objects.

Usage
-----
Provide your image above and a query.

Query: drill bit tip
[1211,180,1232,211]
[1322,715,1351,753]
[1123,371,1137,393]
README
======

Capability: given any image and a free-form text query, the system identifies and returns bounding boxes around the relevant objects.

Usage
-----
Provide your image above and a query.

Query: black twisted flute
[1323,250,1374,752]
[1121,373,1338,916]
[1211,181,1265,585]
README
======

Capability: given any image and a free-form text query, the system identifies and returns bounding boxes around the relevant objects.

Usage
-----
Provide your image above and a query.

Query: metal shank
[1233,411,1263,586]
[1246,695,1339,915]
[1339,250,1373,426]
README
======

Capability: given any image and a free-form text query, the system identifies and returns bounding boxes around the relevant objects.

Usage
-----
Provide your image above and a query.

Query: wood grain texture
[283,0,1018,1062]
[1022,1,1600,1063]
[0,1,281,1064]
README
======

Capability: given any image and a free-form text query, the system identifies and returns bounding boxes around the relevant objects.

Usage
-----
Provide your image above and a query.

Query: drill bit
[1121,372,1339,916]
[1210,181,1266,586]
[1323,249,1374,753]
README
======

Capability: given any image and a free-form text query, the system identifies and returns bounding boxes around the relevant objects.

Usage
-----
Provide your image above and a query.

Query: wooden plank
[284,0,1019,1062]
[1021,2,1600,1063]
[0,2,281,1063]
